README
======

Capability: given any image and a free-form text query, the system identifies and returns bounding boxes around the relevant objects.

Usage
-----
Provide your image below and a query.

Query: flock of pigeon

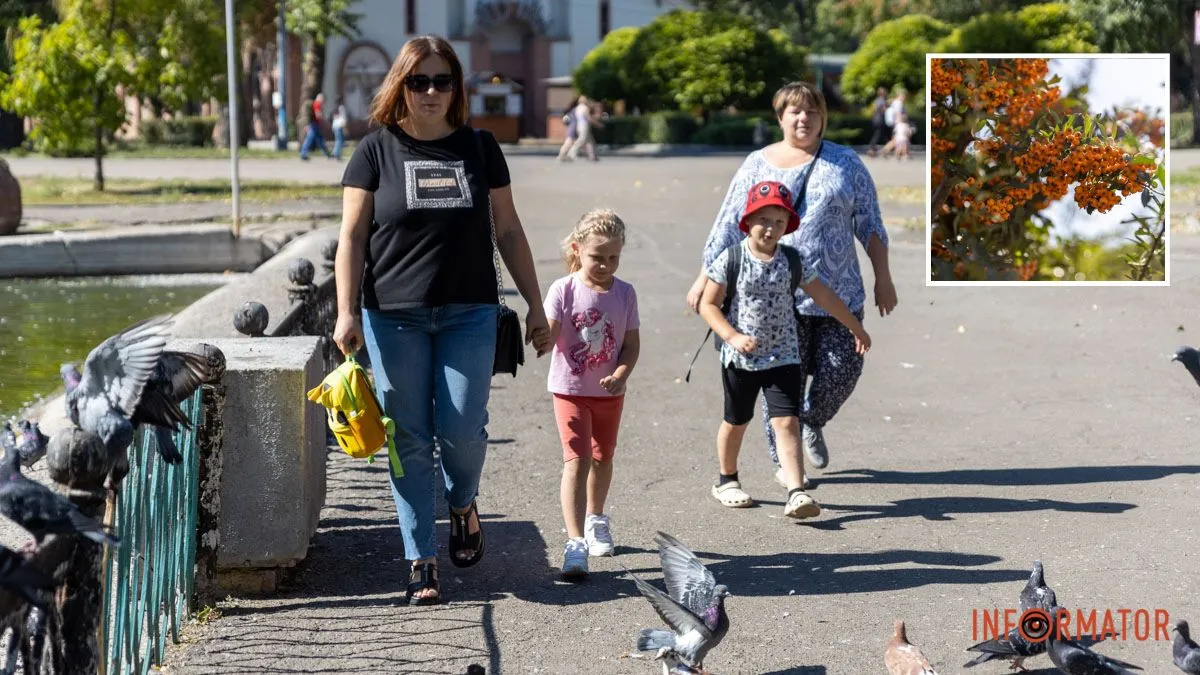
[626,537,1200,674]
[624,344,1200,673]
[0,314,211,650]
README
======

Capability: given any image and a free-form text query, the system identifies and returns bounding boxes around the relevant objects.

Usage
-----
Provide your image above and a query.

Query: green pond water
[0,277,225,419]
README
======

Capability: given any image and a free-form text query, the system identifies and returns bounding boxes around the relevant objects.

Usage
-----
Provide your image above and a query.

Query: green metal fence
[101,389,204,675]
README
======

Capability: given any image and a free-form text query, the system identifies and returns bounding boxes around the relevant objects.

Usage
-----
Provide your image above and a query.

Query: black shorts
[721,364,804,425]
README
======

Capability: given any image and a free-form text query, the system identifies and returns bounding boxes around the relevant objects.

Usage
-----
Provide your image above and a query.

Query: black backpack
[684,243,806,383]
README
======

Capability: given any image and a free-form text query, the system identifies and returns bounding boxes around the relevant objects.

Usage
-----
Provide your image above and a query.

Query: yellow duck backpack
[307,355,403,478]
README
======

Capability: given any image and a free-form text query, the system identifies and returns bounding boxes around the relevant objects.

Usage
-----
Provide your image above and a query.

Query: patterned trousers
[762,310,865,464]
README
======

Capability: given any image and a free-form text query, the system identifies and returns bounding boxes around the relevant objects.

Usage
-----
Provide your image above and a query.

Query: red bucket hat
[739,180,800,234]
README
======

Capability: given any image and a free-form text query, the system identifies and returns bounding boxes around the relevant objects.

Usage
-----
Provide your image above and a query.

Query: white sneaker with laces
[584,513,615,557]
[561,538,589,579]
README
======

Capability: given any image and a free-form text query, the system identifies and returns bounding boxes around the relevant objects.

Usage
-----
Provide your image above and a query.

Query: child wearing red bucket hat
[698,180,871,519]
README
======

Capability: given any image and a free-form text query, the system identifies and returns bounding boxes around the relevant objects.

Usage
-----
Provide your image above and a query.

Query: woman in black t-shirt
[333,35,552,606]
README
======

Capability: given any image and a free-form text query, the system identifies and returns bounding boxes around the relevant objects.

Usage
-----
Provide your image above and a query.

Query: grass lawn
[21,176,341,206]
[1,142,356,161]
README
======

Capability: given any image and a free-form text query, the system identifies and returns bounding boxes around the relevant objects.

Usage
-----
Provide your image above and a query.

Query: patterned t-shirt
[702,141,889,317]
[707,240,818,371]
[544,274,640,397]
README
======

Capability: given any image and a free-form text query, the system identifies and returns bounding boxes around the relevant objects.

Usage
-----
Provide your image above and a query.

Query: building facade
[322,0,689,139]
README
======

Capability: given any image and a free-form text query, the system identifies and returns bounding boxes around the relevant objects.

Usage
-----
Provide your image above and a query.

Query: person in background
[867,86,889,157]
[300,93,334,161]
[557,97,579,162]
[332,102,348,161]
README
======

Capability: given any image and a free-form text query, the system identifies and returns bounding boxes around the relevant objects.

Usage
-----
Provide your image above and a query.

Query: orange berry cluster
[931,59,964,100]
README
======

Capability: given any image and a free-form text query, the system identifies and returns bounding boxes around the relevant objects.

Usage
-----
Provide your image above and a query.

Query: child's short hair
[562,208,626,273]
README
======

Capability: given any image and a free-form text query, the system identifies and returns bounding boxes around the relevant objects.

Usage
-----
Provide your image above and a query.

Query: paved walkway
[149,153,1198,674]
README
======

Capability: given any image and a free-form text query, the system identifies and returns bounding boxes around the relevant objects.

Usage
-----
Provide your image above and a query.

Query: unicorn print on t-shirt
[566,308,617,375]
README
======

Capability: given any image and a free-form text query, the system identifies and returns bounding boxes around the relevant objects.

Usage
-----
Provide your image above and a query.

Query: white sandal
[711,481,754,508]
[784,489,821,519]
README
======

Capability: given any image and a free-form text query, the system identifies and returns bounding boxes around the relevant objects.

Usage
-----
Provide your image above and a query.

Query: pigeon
[628,532,730,675]
[0,445,119,549]
[964,624,1046,670]
[1020,560,1057,613]
[60,315,173,488]
[1,421,48,468]
[63,346,210,466]
[885,620,939,674]
[1175,621,1200,674]
[1172,346,1200,388]
[0,546,55,610]
[1047,635,1142,674]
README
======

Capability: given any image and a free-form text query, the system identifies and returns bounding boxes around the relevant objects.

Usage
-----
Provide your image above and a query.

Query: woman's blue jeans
[362,304,497,561]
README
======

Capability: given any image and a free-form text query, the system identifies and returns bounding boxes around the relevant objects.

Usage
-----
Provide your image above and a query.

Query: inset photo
[927,54,1168,284]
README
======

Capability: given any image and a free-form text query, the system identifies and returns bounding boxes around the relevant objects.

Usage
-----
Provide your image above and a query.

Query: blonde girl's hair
[370,35,468,128]
[772,81,827,136]
[562,208,626,273]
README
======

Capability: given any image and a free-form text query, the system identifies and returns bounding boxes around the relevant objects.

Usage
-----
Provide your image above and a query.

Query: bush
[1171,111,1195,148]
[139,116,217,147]
[591,111,926,147]
[646,111,700,143]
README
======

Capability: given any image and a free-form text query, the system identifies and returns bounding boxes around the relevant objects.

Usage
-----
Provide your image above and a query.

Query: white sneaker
[584,513,615,557]
[561,538,589,580]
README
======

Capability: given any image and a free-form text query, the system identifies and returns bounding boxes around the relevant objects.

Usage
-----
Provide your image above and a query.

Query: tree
[929,57,1165,281]
[283,0,360,126]
[0,11,130,190]
[572,26,638,105]
[123,0,226,116]
[840,14,950,106]
[808,0,1037,53]
[931,3,1098,54]
[687,0,814,43]
[576,10,806,114]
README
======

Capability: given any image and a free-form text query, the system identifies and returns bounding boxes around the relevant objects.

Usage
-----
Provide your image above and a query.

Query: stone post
[46,426,110,674]
[192,344,228,608]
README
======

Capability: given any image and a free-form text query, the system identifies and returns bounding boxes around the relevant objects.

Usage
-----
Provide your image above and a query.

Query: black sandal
[449,500,485,568]
[406,562,440,605]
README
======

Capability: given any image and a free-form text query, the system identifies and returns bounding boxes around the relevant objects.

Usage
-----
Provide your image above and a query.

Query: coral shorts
[551,393,625,463]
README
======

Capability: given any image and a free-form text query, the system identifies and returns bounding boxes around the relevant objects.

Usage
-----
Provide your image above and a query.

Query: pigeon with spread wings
[628,532,730,674]
[61,315,173,488]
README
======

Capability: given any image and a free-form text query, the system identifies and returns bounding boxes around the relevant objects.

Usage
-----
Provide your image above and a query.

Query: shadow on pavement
[818,465,1200,486]
[760,668,827,675]
[807,496,1137,531]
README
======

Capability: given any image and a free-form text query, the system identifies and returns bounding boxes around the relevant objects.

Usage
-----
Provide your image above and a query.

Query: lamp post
[276,0,289,151]
[224,0,241,238]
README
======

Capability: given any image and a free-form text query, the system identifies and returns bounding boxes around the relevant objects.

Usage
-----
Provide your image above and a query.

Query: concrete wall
[210,337,327,571]
[0,224,269,279]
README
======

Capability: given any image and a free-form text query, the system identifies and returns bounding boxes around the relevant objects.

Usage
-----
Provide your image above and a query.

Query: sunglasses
[404,73,455,93]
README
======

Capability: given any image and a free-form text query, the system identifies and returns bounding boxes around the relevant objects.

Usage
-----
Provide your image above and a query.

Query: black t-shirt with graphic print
[341,125,511,311]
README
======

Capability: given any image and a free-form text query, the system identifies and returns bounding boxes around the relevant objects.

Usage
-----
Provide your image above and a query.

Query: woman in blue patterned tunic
[686,81,899,480]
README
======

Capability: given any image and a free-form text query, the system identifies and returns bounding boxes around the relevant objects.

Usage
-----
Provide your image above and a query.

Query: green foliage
[645,111,701,143]
[575,9,806,113]
[1066,0,1180,53]
[122,0,226,112]
[1171,111,1195,148]
[590,110,919,147]
[572,26,638,104]
[139,116,217,147]
[284,0,360,42]
[1035,236,1150,282]
[932,3,1098,53]
[841,14,950,105]
[0,13,130,156]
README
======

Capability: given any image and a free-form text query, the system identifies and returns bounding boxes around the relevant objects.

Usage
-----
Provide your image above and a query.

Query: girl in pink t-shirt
[543,208,640,581]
